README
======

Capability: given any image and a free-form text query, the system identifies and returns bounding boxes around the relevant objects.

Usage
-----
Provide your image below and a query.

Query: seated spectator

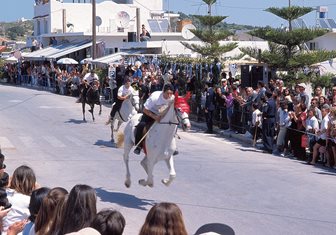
[194,223,235,235]
[47,195,68,235]
[3,165,39,233]
[33,187,68,235]
[139,202,188,235]
[65,227,100,235]
[91,209,125,235]
[58,184,97,234]
[22,187,51,235]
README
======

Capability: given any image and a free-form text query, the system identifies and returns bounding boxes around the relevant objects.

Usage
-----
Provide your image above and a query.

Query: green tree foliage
[180,0,237,60]
[244,5,336,83]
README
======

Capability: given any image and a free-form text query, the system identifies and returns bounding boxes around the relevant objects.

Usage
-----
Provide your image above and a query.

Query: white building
[24,0,268,62]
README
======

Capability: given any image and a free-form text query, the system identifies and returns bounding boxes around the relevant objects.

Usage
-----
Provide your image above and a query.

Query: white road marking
[8,100,22,103]
[18,136,39,148]
[43,136,66,147]
[64,135,85,146]
[0,137,15,149]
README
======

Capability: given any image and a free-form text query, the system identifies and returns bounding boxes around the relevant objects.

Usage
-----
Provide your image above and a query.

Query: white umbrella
[80,57,92,64]
[5,56,18,63]
[57,58,78,65]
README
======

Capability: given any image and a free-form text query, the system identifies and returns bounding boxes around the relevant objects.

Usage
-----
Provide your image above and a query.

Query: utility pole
[92,0,97,59]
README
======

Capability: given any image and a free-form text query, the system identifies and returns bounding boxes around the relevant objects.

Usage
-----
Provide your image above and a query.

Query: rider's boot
[134,147,141,155]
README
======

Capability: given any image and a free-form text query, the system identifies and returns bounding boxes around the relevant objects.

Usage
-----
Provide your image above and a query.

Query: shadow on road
[94,139,115,148]
[95,187,154,210]
[314,171,336,176]
[65,119,86,124]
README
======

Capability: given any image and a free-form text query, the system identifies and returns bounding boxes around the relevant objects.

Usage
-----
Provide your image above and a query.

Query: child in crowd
[91,209,125,235]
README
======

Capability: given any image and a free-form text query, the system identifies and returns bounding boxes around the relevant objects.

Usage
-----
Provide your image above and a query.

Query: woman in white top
[303,107,319,151]
[2,165,38,235]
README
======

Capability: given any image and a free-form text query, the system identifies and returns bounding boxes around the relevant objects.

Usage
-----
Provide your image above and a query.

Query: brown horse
[80,84,102,122]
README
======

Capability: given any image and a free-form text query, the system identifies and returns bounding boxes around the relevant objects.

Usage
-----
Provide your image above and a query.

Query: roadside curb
[190,120,254,145]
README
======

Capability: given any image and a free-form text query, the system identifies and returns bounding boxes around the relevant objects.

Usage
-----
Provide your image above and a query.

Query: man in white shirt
[134,83,175,154]
[77,70,99,103]
[106,76,135,124]
[83,70,99,85]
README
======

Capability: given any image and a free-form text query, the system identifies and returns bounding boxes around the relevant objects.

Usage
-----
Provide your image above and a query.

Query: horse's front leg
[89,104,95,121]
[139,158,154,187]
[123,143,132,188]
[98,104,102,115]
[82,102,86,122]
[162,156,176,186]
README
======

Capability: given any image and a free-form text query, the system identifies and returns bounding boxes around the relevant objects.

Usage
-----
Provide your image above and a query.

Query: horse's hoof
[125,180,131,188]
[139,179,147,186]
[162,179,170,186]
[111,139,115,143]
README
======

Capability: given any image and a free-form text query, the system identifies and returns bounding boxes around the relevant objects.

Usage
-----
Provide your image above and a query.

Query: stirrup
[134,147,141,155]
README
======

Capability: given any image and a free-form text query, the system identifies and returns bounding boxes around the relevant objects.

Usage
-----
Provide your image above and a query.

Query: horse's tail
[116,122,127,148]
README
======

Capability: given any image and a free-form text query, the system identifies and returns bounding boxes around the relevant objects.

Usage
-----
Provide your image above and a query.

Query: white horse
[116,98,191,187]
[110,89,139,143]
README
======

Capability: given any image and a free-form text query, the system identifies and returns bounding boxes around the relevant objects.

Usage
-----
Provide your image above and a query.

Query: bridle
[130,93,139,108]
[158,105,190,131]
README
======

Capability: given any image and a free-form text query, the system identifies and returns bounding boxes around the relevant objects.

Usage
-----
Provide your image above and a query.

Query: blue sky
[2,0,336,27]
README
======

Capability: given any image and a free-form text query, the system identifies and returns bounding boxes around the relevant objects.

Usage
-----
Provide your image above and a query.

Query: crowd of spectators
[0,150,234,235]
[2,60,336,167]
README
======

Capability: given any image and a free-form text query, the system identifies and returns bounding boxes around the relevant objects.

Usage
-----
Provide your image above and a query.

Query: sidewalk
[190,120,254,145]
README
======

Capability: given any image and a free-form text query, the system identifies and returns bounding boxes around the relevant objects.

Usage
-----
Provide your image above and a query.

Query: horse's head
[174,92,191,131]
[130,90,140,112]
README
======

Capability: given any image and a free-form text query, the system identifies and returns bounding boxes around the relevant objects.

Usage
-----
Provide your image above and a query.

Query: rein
[158,108,185,126]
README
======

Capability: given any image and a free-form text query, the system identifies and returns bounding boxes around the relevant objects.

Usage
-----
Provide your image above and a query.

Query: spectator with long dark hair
[58,184,97,235]
[22,187,50,235]
[33,187,68,235]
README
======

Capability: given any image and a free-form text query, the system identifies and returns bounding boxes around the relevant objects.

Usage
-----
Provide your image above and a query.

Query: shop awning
[23,40,94,61]
[91,52,128,65]
[46,41,95,59]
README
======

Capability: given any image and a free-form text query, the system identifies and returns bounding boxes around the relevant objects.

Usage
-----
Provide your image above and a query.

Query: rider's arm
[143,108,161,122]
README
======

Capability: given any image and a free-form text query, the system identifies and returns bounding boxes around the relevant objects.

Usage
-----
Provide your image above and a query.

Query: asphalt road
[1,84,336,235]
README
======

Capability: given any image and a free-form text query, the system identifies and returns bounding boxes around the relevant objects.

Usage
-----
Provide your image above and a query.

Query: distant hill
[0,20,33,42]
